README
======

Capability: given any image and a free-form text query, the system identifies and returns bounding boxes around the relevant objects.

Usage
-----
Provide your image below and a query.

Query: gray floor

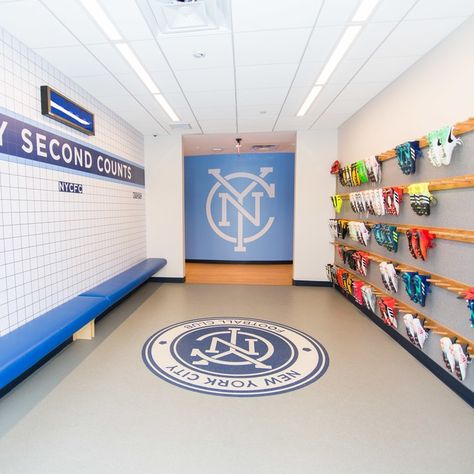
[0,283,472,474]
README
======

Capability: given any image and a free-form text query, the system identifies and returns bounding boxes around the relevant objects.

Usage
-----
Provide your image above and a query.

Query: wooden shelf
[334,218,474,244]
[333,263,474,355]
[336,174,474,200]
[332,241,472,297]
[376,117,474,162]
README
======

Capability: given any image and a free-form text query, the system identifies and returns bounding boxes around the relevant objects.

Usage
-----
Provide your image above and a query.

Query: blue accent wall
[185,153,294,261]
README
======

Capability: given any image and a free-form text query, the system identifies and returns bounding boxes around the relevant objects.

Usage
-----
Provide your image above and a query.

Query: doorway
[183,132,296,285]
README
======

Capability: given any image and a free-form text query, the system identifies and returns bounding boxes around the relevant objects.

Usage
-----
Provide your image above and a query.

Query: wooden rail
[377,117,474,162]
[332,241,472,296]
[335,174,474,200]
[333,264,474,354]
[333,218,474,244]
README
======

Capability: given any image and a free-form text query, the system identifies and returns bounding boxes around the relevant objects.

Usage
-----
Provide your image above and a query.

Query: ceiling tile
[174,67,235,92]
[101,0,153,41]
[327,58,366,84]
[191,106,236,120]
[234,29,311,66]
[371,0,417,22]
[352,56,418,83]
[238,104,282,119]
[33,45,108,78]
[334,81,389,104]
[0,0,78,48]
[273,115,316,131]
[72,74,128,98]
[406,0,474,20]
[232,0,323,32]
[114,72,153,97]
[237,88,288,106]
[237,63,298,89]
[292,61,324,87]
[374,17,467,58]
[345,22,398,60]
[200,118,237,133]
[303,25,345,62]
[130,40,170,72]
[186,89,236,108]
[87,43,130,75]
[42,0,107,45]
[317,0,360,26]
[312,110,352,128]
[158,33,233,70]
[149,69,183,94]
[238,117,278,133]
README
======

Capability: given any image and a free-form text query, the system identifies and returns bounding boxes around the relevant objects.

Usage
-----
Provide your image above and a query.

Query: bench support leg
[73,320,95,341]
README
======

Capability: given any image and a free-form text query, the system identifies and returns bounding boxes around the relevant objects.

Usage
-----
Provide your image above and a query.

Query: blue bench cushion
[0,296,109,389]
[80,258,167,305]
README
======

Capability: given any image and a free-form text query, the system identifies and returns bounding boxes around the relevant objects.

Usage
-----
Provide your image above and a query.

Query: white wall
[0,27,145,336]
[293,129,338,282]
[339,15,474,158]
[145,135,185,279]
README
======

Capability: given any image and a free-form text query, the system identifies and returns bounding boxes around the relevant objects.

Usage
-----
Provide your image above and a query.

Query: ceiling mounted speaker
[146,0,230,34]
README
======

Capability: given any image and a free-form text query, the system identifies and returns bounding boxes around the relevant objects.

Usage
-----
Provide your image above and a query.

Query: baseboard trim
[186,259,293,265]
[333,285,474,408]
[149,276,186,283]
[293,280,332,287]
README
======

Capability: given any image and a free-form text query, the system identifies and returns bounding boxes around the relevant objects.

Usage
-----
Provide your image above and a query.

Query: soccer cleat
[331,195,343,213]
[384,298,398,329]
[403,314,417,345]
[427,130,443,167]
[330,160,341,174]
[362,285,377,313]
[353,281,365,305]
[379,262,392,292]
[412,317,429,349]
[441,125,462,165]
[440,337,456,372]
[413,274,431,307]
[417,230,436,260]
[450,344,470,381]
[406,230,418,260]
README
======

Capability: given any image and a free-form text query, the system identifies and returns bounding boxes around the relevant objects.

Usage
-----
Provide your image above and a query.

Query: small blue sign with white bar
[41,86,95,135]
[58,181,83,193]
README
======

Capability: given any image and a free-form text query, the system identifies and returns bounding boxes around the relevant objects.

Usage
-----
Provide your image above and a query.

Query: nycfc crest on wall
[142,317,329,397]
[185,153,294,261]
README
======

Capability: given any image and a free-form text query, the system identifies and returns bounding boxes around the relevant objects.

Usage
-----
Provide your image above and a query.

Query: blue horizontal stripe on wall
[0,110,144,186]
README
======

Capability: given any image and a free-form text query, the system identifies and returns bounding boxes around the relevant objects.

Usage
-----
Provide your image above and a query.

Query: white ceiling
[0,0,473,137]
[183,131,296,156]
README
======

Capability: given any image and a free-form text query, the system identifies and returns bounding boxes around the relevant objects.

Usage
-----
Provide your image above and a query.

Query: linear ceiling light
[81,0,180,122]
[296,0,379,118]
[296,85,323,117]
[316,25,362,86]
[352,0,379,22]
[80,0,122,41]
[154,94,180,122]
[115,43,160,95]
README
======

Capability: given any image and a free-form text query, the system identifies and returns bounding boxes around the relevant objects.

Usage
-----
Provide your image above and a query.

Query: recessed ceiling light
[211,147,223,152]
[115,43,160,94]
[193,52,206,58]
[154,94,180,122]
[352,0,379,22]
[297,85,323,117]
[80,0,122,41]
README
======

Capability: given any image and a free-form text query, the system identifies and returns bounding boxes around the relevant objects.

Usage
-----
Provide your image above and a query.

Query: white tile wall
[0,27,146,336]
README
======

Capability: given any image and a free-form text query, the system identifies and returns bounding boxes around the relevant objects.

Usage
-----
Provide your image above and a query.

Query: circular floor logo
[142,317,329,397]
